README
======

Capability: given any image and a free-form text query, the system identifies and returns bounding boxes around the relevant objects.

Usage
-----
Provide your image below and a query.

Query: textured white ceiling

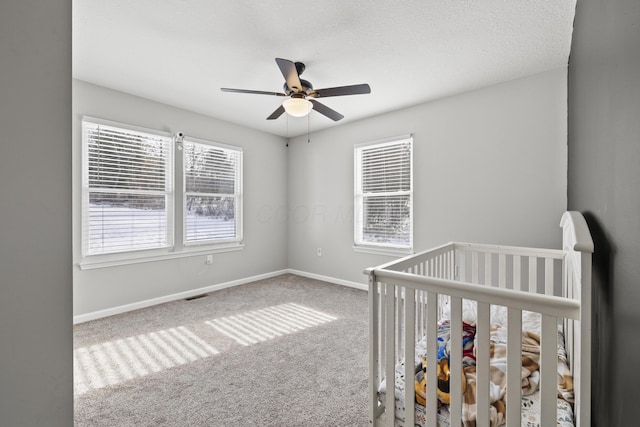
[73,0,576,138]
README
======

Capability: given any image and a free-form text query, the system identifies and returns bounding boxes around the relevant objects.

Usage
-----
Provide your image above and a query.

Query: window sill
[352,245,413,257]
[78,243,244,270]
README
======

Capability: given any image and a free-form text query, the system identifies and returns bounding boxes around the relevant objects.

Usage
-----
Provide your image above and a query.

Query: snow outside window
[82,119,173,256]
[354,135,413,252]
[183,138,242,245]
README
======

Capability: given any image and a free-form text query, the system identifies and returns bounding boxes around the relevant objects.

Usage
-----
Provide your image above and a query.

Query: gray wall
[288,68,569,285]
[0,3,583,425]
[567,0,640,425]
[73,80,289,317]
[0,1,73,426]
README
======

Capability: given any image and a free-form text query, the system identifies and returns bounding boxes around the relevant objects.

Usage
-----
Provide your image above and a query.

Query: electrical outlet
[317,248,322,257]
[206,254,213,265]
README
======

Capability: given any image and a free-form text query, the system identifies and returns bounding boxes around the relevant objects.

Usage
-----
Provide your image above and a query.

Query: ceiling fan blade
[266,105,285,120]
[221,88,286,97]
[309,99,344,121]
[311,83,371,98]
[275,58,303,93]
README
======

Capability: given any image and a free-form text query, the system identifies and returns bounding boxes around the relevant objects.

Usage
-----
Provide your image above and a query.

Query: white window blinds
[183,139,242,244]
[82,120,173,255]
[355,136,413,249]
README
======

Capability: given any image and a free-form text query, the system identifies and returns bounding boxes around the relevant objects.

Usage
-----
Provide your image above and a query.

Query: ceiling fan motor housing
[284,79,313,96]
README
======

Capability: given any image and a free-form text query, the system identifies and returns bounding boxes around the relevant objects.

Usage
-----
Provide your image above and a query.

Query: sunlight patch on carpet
[74,303,337,396]
[74,326,219,396]
[205,303,337,346]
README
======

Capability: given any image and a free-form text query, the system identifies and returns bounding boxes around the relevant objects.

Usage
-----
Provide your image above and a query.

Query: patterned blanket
[413,320,574,427]
[459,327,541,426]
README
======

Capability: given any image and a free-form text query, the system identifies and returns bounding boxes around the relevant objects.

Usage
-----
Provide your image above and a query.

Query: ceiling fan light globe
[283,98,312,117]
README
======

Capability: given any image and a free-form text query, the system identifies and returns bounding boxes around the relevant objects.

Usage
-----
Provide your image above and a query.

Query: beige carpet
[74,274,369,426]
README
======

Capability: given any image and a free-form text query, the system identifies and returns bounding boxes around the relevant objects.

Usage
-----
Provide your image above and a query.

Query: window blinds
[355,137,412,248]
[183,140,242,244]
[83,120,173,255]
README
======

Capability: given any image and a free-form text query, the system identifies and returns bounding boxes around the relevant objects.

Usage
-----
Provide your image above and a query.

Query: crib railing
[366,242,583,427]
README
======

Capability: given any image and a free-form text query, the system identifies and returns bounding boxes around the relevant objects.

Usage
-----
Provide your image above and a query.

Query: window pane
[88,193,168,254]
[355,136,412,249]
[185,195,237,242]
[82,120,172,256]
[183,139,242,245]
[184,143,239,195]
[362,195,411,245]
[361,143,411,193]
[86,125,168,191]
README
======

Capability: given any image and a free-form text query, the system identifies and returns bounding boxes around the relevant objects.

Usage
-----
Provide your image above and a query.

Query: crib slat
[471,251,479,284]
[565,259,575,374]
[443,253,448,278]
[385,284,395,427]
[368,278,380,424]
[528,257,537,293]
[499,254,506,288]
[425,292,438,427]
[545,258,554,295]
[416,291,421,341]
[380,285,387,381]
[513,255,521,291]
[476,302,491,426]
[485,252,492,286]
[396,288,403,363]
[506,308,522,426]
[404,287,416,427]
[540,314,557,427]
[458,250,466,282]
[449,296,463,424]
[419,291,425,339]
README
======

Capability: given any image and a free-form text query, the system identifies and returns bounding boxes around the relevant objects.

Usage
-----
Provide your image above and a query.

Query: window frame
[181,135,243,247]
[79,117,244,270]
[353,134,414,256]
[81,117,175,259]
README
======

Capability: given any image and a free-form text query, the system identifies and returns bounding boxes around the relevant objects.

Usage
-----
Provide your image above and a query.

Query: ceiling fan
[221,58,371,122]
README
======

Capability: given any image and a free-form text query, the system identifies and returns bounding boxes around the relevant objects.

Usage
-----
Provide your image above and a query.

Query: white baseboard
[73,269,289,324]
[286,269,368,291]
[73,269,367,324]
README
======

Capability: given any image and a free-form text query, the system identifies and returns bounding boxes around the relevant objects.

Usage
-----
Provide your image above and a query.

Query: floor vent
[185,293,208,301]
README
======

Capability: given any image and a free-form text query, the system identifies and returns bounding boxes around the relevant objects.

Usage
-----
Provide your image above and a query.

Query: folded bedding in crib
[378,306,575,427]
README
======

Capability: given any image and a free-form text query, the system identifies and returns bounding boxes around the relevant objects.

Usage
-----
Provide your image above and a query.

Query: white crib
[365,211,592,427]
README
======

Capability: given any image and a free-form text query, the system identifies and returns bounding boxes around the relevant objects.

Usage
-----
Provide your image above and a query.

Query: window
[81,117,243,264]
[183,138,242,245]
[354,135,413,253]
[82,119,173,256]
